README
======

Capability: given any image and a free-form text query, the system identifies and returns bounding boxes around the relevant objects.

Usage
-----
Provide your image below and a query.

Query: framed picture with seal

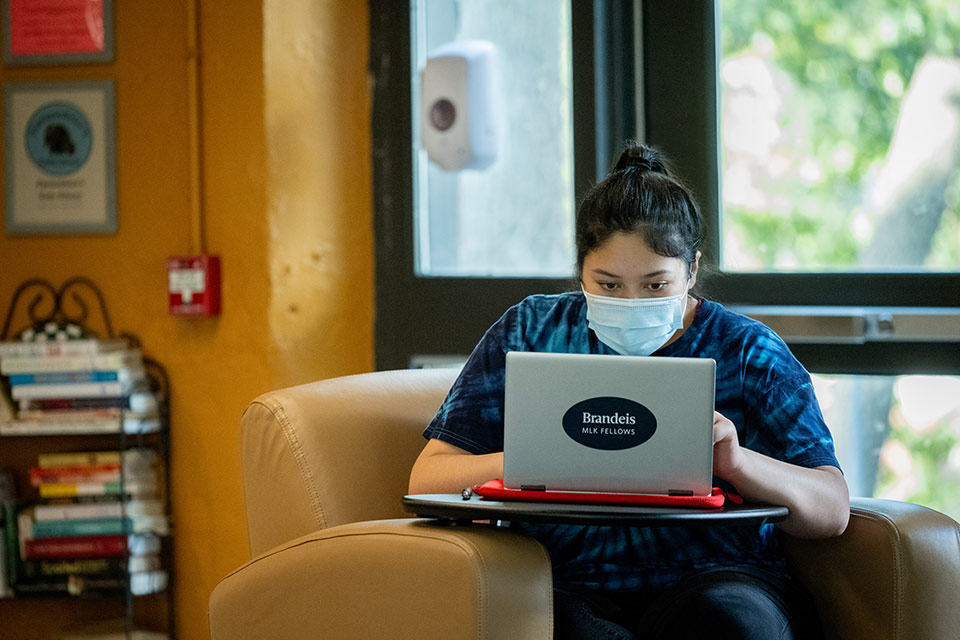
[3,80,117,235]
[2,0,114,66]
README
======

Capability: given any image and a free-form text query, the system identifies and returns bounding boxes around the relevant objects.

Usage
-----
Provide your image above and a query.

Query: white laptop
[503,351,716,496]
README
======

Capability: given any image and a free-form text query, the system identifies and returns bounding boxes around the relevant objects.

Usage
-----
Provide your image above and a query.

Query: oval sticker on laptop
[562,397,657,450]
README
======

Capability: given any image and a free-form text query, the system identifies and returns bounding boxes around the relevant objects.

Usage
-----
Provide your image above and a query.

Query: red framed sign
[2,0,114,66]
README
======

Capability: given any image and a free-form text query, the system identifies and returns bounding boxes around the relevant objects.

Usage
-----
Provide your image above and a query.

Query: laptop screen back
[503,351,716,495]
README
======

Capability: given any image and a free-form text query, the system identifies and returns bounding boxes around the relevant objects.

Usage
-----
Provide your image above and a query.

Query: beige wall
[0,2,373,638]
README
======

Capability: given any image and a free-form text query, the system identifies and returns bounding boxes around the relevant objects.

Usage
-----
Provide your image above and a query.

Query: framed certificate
[2,0,114,66]
[4,81,117,235]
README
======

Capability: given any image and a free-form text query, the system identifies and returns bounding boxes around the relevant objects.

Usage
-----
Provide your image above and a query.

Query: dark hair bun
[612,144,667,175]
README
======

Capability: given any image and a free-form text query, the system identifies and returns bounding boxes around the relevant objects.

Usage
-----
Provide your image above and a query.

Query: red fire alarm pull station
[167,255,221,317]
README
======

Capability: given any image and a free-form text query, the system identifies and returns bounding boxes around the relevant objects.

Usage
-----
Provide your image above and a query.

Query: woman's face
[581,231,699,299]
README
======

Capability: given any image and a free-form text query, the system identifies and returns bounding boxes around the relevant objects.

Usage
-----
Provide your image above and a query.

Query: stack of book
[0,337,160,435]
[15,449,169,596]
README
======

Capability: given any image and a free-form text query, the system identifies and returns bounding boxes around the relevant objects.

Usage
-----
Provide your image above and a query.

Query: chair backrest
[240,368,459,557]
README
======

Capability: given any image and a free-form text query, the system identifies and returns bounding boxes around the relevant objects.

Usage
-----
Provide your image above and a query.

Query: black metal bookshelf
[0,277,174,640]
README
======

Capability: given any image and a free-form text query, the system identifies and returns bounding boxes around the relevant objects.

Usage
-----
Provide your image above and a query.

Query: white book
[128,534,162,557]
[11,381,127,400]
[129,515,170,536]
[127,554,162,573]
[33,499,165,521]
[0,417,161,436]
[0,338,128,359]
[129,570,168,595]
[0,349,142,375]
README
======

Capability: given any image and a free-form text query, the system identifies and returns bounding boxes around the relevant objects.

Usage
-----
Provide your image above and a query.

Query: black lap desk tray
[402,493,789,527]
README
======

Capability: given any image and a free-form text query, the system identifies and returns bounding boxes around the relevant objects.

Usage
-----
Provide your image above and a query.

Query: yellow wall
[0,2,373,639]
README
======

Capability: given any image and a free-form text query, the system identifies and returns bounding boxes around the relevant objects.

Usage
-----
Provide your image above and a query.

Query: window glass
[719,1,960,272]
[413,0,575,277]
[815,373,960,520]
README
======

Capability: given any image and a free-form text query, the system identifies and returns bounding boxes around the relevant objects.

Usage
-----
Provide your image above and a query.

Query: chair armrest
[782,497,960,640]
[209,518,553,640]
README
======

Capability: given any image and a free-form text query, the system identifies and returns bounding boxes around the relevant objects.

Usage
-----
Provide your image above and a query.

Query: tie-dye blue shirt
[424,292,840,591]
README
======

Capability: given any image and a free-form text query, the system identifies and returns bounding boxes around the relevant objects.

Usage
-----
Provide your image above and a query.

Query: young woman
[409,143,849,639]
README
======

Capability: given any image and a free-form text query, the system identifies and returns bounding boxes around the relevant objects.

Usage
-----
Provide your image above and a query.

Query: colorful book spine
[37,451,121,468]
[29,463,123,483]
[38,494,128,507]
[27,513,169,538]
[20,397,131,412]
[40,481,157,500]
[20,554,160,577]
[14,569,168,596]
[8,370,122,385]
[23,534,128,559]
[23,533,161,560]
[30,470,122,487]
[19,556,126,578]
[14,575,129,595]
[38,481,127,499]
[31,517,133,539]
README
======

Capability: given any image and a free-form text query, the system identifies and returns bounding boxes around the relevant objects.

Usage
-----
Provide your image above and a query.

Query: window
[818,373,960,521]
[414,0,576,277]
[643,1,959,366]
[718,1,960,273]
[371,0,634,369]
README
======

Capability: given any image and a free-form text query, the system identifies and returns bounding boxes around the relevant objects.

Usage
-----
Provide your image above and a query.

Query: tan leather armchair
[209,368,960,640]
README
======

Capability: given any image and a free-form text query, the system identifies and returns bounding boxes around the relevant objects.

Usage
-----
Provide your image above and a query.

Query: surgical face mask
[582,288,689,356]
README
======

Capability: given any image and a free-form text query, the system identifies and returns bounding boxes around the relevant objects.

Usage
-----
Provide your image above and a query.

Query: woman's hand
[712,411,745,481]
[711,411,850,539]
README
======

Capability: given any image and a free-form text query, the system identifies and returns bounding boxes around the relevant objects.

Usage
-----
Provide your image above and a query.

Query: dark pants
[553,569,823,640]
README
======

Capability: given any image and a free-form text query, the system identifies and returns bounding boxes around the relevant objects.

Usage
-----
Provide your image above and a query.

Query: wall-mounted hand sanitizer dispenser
[421,40,499,171]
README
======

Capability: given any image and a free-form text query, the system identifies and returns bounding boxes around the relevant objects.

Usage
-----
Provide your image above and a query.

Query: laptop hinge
[668,489,694,496]
[521,484,547,491]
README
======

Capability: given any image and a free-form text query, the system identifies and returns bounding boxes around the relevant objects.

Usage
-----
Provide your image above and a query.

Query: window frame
[641,1,960,375]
